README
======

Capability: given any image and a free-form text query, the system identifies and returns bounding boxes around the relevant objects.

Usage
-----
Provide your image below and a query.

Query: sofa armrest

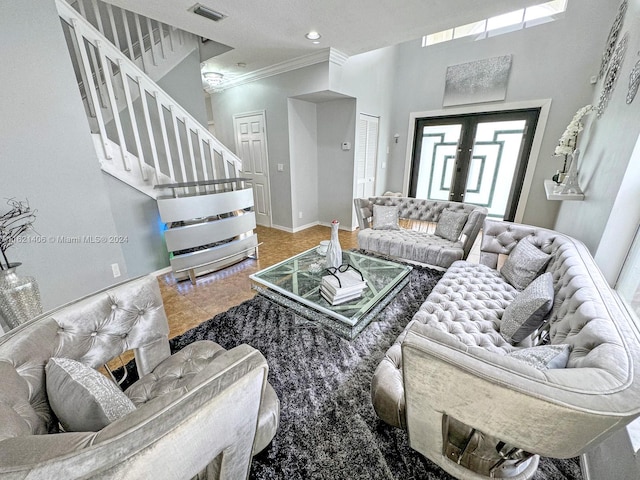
[460,207,487,259]
[0,344,268,480]
[354,198,373,230]
[401,324,640,460]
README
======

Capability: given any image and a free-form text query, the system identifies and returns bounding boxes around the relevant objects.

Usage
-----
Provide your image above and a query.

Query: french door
[409,109,539,221]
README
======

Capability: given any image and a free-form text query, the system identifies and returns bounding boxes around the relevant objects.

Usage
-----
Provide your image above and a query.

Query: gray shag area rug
[158,263,582,480]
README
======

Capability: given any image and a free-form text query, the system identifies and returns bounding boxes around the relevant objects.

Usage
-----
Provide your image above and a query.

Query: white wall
[0,0,128,309]
[210,62,331,229]
[102,175,169,278]
[317,99,357,228]
[288,99,319,229]
[330,47,398,195]
[386,0,615,229]
[157,49,209,126]
[556,0,640,259]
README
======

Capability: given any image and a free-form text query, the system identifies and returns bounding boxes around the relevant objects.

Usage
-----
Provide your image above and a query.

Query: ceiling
[104,0,545,88]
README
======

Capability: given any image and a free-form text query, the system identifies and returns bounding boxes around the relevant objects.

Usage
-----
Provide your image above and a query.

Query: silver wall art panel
[443,55,512,107]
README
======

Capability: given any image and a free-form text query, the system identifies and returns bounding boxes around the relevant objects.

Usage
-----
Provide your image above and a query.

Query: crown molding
[329,49,349,66]
[206,48,349,93]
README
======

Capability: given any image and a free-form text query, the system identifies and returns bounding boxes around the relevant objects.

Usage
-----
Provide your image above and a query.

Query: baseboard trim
[293,221,320,232]
[150,266,173,277]
[271,224,294,233]
[318,221,358,232]
[271,222,323,233]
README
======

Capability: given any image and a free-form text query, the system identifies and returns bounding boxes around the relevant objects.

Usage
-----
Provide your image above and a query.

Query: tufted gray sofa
[0,275,279,479]
[354,197,487,269]
[371,219,640,479]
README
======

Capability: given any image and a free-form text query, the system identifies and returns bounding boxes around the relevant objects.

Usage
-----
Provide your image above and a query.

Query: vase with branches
[0,199,41,330]
[0,198,37,270]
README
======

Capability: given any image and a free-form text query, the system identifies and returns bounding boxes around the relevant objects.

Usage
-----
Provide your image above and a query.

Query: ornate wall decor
[597,32,629,117]
[627,52,640,104]
[443,55,512,107]
[599,0,628,79]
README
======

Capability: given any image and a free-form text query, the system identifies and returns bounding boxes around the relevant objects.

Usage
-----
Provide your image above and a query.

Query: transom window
[422,0,568,47]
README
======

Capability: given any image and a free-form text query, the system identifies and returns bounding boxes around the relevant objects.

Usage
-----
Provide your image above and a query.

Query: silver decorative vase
[0,263,42,330]
[326,221,343,269]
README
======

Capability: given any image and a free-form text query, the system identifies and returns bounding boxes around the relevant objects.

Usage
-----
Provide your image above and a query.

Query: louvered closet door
[355,114,379,198]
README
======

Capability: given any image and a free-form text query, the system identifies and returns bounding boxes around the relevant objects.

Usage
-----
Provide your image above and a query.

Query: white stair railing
[67,0,186,76]
[56,0,242,195]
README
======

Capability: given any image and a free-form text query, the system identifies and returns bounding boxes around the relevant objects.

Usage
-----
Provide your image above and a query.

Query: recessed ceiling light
[305,31,321,41]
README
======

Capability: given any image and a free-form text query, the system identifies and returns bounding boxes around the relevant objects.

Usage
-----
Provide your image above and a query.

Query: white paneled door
[355,114,379,198]
[233,111,272,227]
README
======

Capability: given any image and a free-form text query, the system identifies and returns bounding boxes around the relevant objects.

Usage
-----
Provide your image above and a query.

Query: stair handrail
[68,0,184,72]
[56,0,242,187]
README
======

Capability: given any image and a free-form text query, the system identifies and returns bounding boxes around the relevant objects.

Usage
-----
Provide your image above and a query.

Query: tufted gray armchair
[354,197,487,268]
[0,275,279,479]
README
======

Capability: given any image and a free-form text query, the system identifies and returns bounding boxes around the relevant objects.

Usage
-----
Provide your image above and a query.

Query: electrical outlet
[298,211,303,219]
[111,263,121,278]
[277,163,284,172]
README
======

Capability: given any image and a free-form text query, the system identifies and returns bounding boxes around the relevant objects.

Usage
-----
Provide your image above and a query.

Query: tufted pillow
[373,205,400,230]
[500,238,551,290]
[507,344,570,370]
[46,357,136,432]
[500,273,554,344]
[434,209,468,241]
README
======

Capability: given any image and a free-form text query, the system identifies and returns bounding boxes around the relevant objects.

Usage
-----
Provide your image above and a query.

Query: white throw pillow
[46,357,136,432]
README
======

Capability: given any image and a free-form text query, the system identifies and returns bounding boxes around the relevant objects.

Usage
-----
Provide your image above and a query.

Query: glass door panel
[415,124,462,200]
[409,109,539,221]
[465,120,527,218]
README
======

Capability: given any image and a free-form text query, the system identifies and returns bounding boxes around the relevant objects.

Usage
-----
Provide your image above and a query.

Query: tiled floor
[158,225,359,339]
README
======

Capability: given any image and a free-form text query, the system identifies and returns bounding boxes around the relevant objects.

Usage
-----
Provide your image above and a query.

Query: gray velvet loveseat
[354,197,487,269]
[371,219,640,480]
[0,275,279,479]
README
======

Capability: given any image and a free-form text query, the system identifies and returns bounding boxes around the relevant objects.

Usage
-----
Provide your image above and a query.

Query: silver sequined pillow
[500,273,554,344]
[507,344,570,370]
[500,238,551,290]
[373,205,400,230]
[46,357,136,432]
[434,210,468,242]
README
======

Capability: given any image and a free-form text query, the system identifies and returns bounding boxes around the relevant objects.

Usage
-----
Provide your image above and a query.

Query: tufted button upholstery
[372,261,518,428]
[354,197,487,268]
[125,341,227,405]
[0,275,280,460]
[372,219,639,441]
[125,339,280,455]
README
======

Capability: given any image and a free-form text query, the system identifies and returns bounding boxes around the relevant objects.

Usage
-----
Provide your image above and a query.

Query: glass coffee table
[250,248,412,339]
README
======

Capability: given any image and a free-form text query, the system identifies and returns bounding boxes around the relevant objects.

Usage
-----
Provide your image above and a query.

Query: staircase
[56,0,258,282]
[56,0,243,198]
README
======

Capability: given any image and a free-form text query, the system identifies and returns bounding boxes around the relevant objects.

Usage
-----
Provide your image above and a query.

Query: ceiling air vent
[192,4,226,22]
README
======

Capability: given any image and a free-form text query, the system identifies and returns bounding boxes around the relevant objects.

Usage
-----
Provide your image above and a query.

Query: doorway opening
[409,109,540,221]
